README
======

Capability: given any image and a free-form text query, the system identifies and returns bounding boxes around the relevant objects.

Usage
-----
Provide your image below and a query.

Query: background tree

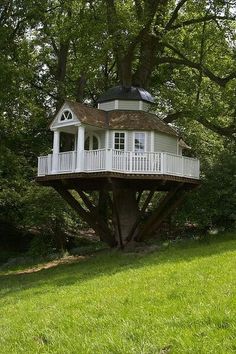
[1,0,236,255]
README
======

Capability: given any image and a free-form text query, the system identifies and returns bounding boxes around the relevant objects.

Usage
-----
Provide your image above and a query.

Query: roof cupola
[97,85,154,112]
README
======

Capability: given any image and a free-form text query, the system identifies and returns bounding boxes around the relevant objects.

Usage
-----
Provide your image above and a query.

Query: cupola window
[60,110,73,121]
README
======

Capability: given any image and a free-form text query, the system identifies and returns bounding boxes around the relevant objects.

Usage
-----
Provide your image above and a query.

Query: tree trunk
[112,189,139,247]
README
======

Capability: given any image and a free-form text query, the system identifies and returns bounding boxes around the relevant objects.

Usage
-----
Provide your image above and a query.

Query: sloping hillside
[0,234,236,354]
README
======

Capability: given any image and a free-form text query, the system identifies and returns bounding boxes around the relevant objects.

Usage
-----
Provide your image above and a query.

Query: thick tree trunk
[112,189,139,247]
[52,180,190,249]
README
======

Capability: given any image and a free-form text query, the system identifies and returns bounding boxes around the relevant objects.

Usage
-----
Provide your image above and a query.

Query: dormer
[50,102,80,131]
[97,85,154,112]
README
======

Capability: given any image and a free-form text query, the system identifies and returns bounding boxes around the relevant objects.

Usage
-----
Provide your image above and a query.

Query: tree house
[36,86,200,247]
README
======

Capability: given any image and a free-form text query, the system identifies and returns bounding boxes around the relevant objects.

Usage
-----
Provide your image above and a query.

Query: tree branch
[160,43,236,87]
[165,0,188,30]
[134,0,143,20]
[168,15,236,31]
[163,110,236,139]
[196,116,236,139]
[163,111,190,123]
[30,82,59,100]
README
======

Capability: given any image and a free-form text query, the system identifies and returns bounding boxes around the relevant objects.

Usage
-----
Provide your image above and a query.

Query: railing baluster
[38,149,200,179]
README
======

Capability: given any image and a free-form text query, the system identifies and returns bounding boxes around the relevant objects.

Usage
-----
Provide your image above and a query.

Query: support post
[105,131,112,171]
[110,181,123,249]
[76,125,85,172]
[48,154,52,174]
[52,130,60,173]
[54,182,116,247]
[161,152,166,174]
[136,184,185,241]
[105,149,112,171]
[126,189,155,243]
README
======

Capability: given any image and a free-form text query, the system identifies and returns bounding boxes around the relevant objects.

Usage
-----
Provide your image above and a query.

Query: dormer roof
[97,86,154,103]
[50,101,178,137]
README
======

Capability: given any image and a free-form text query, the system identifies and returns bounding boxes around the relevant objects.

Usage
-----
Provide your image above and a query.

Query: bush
[175,148,236,231]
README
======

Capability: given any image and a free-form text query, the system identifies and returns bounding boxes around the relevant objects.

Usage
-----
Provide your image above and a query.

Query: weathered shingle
[63,101,178,136]
[67,101,105,128]
[107,110,178,136]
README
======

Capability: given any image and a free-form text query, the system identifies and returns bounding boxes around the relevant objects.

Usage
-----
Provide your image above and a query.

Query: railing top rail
[164,151,199,161]
[58,150,75,155]
[38,155,49,159]
[84,148,106,152]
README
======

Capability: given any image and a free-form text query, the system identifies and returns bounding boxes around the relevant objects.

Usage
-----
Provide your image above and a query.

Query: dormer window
[60,110,73,121]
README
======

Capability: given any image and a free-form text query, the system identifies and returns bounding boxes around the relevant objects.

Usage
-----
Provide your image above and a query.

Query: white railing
[38,154,52,176]
[58,151,76,172]
[112,151,162,173]
[38,149,200,179]
[84,149,106,171]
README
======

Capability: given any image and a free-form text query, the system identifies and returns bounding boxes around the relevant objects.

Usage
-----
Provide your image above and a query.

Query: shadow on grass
[0,232,235,300]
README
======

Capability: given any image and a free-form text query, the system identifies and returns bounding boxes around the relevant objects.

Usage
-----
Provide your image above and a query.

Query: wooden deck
[36,171,200,191]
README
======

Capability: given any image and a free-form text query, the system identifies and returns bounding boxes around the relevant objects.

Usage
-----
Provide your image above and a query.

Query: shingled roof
[64,101,178,137]
[67,101,105,128]
[107,110,177,136]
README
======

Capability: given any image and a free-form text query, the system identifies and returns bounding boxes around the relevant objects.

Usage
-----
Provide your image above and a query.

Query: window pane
[84,137,90,150]
[93,136,98,150]
[134,133,145,152]
[114,132,125,150]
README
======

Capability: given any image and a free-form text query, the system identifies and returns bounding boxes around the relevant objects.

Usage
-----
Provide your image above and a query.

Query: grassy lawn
[0,233,236,354]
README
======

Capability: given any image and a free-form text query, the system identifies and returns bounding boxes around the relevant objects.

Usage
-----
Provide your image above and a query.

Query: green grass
[0,233,236,354]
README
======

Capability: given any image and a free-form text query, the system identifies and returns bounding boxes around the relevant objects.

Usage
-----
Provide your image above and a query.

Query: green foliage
[176,145,236,230]
[0,0,235,252]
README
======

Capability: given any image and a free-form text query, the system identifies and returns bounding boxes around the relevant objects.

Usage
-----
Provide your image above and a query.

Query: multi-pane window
[114,132,125,150]
[134,132,145,152]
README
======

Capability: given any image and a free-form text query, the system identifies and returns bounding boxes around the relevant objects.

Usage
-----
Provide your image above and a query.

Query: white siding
[117,100,140,110]
[145,132,151,152]
[99,100,151,111]
[108,130,113,149]
[99,101,116,111]
[154,132,178,154]
[96,131,106,148]
[87,130,178,154]
[178,146,183,156]
[127,132,133,151]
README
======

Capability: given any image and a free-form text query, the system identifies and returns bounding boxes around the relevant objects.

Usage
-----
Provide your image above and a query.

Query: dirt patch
[9,255,88,275]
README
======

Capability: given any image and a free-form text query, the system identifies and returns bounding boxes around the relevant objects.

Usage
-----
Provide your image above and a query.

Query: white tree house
[37,86,200,248]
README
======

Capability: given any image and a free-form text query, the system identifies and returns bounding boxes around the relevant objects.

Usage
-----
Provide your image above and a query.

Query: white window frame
[133,131,146,153]
[59,109,73,122]
[113,131,126,151]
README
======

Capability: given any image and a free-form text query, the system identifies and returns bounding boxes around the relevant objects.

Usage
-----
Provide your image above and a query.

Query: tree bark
[112,189,139,245]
